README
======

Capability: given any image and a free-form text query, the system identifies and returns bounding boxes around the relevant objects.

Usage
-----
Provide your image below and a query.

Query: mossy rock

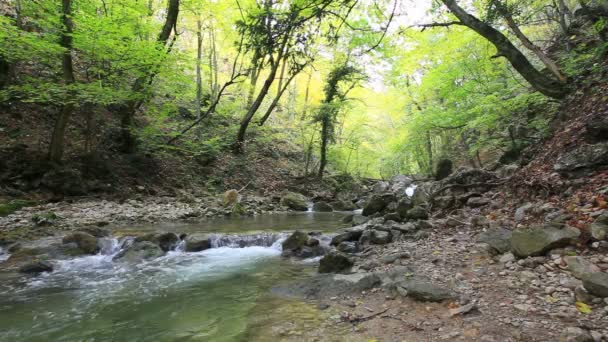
[0,199,35,217]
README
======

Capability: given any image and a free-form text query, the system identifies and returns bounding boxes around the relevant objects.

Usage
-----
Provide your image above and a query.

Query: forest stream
[0,212,357,341]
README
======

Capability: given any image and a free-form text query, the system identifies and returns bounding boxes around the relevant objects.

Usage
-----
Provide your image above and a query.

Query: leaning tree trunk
[441,0,567,99]
[48,0,76,163]
[117,0,179,153]
[502,13,567,83]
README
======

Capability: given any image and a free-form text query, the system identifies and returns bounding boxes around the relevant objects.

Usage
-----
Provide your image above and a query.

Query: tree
[115,0,180,153]
[48,0,76,163]
[315,63,361,178]
[439,0,567,99]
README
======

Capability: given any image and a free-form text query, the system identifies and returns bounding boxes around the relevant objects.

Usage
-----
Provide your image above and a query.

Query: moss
[0,199,36,217]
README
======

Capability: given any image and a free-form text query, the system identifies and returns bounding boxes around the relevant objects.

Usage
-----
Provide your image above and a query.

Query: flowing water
[0,212,358,341]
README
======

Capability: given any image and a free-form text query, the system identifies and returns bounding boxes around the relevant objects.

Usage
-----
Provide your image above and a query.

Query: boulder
[477,228,512,254]
[312,201,333,212]
[318,252,353,273]
[372,181,389,193]
[157,233,180,252]
[18,261,53,274]
[370,229,391,244]
[586,116,608,143]
[514,202,533,222]
[352,215,369,226]
[282,230,310,251]
[582,272,608,297]
[396,277,453,302]
[80,226,110,238]
[390,175,413,195]
[590,213,608,240]
[383,212,401,222]
[337,241,358,253]
[405,206,428,220]
[362,195,387,216]
[554,142,608,175]
[564,256,601,279]
[511,224,580,258]
[395,199,414,218]
[272,272,381,299]
[280,192,308,211]
[342,214,354,224]
[330,226,364,246]
[41,167,86,196]
[113,241,164,262]
[330,200,356,211]
[62,232,99,255]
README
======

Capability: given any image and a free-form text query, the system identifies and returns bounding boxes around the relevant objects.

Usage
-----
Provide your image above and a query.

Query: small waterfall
[98,237,122,256]
[174,239,186,253]
[208,232,288,249]
[306,202,314,212]
[405,184,417,197]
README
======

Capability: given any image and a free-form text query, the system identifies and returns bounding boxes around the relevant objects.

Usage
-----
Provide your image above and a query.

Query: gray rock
[342,214,354,224]
[582,272,608,297]
[511,224,580,258]
[564,256,601,279]
[383,212,401,222]
[590,213,608,240]
[405,206,428,220]
[560,327,593,342]
[282,230,310,251]
[554,142,608,174]
[280,192,308,211]
[113,241,164,262]
[499,252,515,264]
[330,200,356,211]
[514,202,533,222]
[372,181,389,193]
[467,197,490,208]
[62,232,99,255]
[397,277,453,302]
[362,195,387,216]
[370,230,391,244]
[272,272,381,299]
[352,215,369,226]
[331,226,365,246]
[18,261,53,274]
[185,236,210,252]
[312,201,333,212]
[318,252,353,273]
[337,241,358,253]
[477,228,512,254]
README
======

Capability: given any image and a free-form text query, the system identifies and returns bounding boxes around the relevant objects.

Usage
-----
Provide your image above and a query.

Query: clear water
[0,213,356,341]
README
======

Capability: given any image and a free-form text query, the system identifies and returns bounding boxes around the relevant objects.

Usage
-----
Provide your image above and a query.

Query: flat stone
[511,224,580,258]
[590,213,608,240]
[582,272,608,297]
[18,261,53,274]
[477,228,512,254]
[564,256,601,280]
[398,277,453,302]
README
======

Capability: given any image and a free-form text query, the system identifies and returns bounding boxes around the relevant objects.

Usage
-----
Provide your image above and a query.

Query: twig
[348,308,389,324]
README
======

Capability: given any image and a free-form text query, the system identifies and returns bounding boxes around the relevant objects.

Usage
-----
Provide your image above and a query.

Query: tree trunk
[210,27,219,98]
[502,13,567,83]
[257,66,300,126]
[233,58,281,153]
[117,0,180,153]
[441,0,567,99]
[246,50,262,108]
[196,19,203,120]
[318,114,330,179]
[48,0,76,163]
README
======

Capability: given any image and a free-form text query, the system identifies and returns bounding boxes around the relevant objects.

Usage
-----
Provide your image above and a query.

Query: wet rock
[477,228,512,254]
[372,181,389,193]
[582,272,608,297]
[80,226,110,238]
[342,214,354,224]
[280,192,308,211]
[318,252,353,273]
[337,241,358,254]
[331,200,356,211]
[383,212,401,222]
[352,215,369,226]
[331,227,364,246]
[370,230,391,245]
[560,327,593,342]
[397,277,453,302]
[114,241,164,262]
[511,224,580,258]
[157,232,180,252]
[282,230,310,251]
[18,261,53,274]
[554,142,608,175]
[499,252,516,264]
[395,198,414,218]
[312,201,333,212]
[184,236,211,252]
[390,175,413,194]
[62,232,99,255]
[362,195,387,216]
[405,206,428,220]
[564,256,601,279]
[590,213,608,240]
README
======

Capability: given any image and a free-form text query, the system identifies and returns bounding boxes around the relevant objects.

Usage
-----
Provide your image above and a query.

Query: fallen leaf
[576,301,592,314]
